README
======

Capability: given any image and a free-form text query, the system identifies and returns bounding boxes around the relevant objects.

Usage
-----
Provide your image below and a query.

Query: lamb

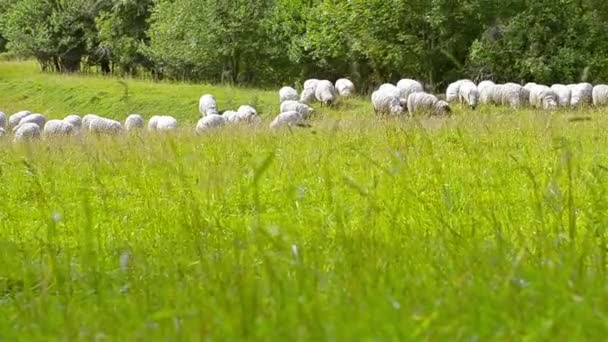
[407,92,451,116]
[551,84,572,107]
[13,123,41,142]
[0,112,5,129]
[269,111,307,129]
[300,79,319,104]
[64,115,82,130]
[43,120,76,137]
[19,113,47,129]
[199,94,219,116]
[87,117,123,134]
[9,111,31,129]
[592,85,608,107]
[529,85,558,110]
[148,115,178,132]
[335,78,355,97]
[124,114,145,131]
[196,114,226,133]
[280,100,314,119]
[280,87,299,103]
[315,80,338,106]
[396,79,423,102]
[371,89,404,116]
[570,83,593,107]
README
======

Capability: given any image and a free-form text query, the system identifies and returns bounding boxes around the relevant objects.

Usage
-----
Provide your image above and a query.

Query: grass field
[2,61,608,340]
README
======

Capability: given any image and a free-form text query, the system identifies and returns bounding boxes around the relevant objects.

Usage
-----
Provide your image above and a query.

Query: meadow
[2,61,608,340]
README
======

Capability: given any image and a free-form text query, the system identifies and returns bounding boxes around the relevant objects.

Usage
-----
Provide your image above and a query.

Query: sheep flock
[2,77,607,142]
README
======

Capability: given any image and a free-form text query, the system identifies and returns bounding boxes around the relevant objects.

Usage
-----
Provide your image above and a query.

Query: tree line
[1,0,608,92]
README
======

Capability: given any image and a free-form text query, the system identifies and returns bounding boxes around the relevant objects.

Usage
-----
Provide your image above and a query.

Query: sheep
[124,114,145,131]
[280,100,315,119]
[446,80,465,103]
[19,113,47,129]
[551,84,572,107]
[9,111,31,129]
[223,110,240,123]
[529,85,558,110]
[148,115,178,132]
[315,80,338,106]
[335,78,355,97]
[236,105,260,123]
[43,120,76,137]
[493,83,524,108]
[477,80,495,94]
[196,114,225,133]
[280,87,299,104]
[480,84,500,105]
[458,80,480,109]
[570,83,593,107]
[396,79,423,102]
[64,115,82,130]
[371,89,404,116]
[269,111,307,129]
[88,117,123,135]
[407,92,451,116]
[13,123,41,142]
[0,112,5,129]
[300,79,319,104]
[82,114,102,130]
[199,94,219,116]
[379,83,402,100]
[592,85,608,107]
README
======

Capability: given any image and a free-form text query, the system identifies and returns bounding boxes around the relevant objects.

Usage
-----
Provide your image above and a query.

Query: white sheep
[88,117,123,134]
[407,92,451,116]
[82,114,101,130]
[550,84,572,107]
[458,80,480,109]
[280,87,299,103]
[13,123,41,142]
[125,114,145,131]
[335,78,355,97]
[148,115,177,132]
[530,85,558,110]
[280,100,315,119]
[222,110,240,123]
[19,113,47,129]
[379,83,402,100]
[371,89,403,116]
[494,83,524,108]
[315,80,338,106]
[480,84,500,105]
[592,85,608,107]
[43,120,76,137]
[477,80,495,94]
[396,79,423,102]
[446,80,465,103]
[199,94,219,116]
[236,105,260,123]
[300,79,319,104]
[0,112,5,129]
[9,111,31,129]
[64,115,82,130]
[269,111,306,129]
[570,83,593,107]
[196,114,225,133]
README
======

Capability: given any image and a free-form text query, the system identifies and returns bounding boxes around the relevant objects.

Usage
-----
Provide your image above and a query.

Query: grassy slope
[1,62,608,339]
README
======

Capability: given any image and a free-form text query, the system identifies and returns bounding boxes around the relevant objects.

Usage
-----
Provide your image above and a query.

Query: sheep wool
[300,79,319,104]
[125,114,145,131]
[592,85,608,107]
[315,80,338,106]
[148,115,177,132]
[88,117,123,134]
[551,84,572,107]
[13,123,41,142]
[43,120,76,137]
[396,79,423,102]
[196,114,226,133]
[19,113,47,129]
[379,84,402,100]
[335,78,355,97]
[280,100,314,119]
[64,115,82,130]
[371,89,403,116]
[199,94,219,116]
[571,83,593,107]
[269,111,305,129]
[458,80,480,109]
[407,92,451,116]
[530,85,558,110]
[477,80,495,94]
[82,114,102,130]
[9,111,31,129]
[446,80,465,103]
[279,87,299,104]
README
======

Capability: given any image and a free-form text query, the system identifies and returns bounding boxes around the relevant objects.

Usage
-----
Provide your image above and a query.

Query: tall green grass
[2,62,608,339]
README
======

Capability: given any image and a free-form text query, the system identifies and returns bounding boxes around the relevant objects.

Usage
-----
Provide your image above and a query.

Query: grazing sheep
[530,85,558,110]
[446,80,465,103]
[148,115,177,132]
[396,79,423,102]
[0,112,5,129]
[494,83,524,108]
[335,78,355,97]
[571,83,593,107]
[19,113,47,129]
[280,87,299,103]
[592,85,608,107]
[458,80,480,109]
[315,80,338,106]
[480,84,500,105]
[82,114,101,130]
[407,92,451,116]
[13,123,41,142]
[196,114,226,133]
[64,115,82,130]
[551,84,572,107]
[223,110,240,123]
[199,94,219,116]
[379,83,402,101]
[125,114,145,131]
[280,100,315,119]
[88,117,123,135]
[43,120,76,137]
[371,89,404,116]
[477,80,495,94]
[269,111,307,129]
[300,79,319,104]
[236,105,260,122]
[9,111,31,129]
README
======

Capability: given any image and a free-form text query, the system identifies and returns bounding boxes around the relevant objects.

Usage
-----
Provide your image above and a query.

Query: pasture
[1,62,608,339]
